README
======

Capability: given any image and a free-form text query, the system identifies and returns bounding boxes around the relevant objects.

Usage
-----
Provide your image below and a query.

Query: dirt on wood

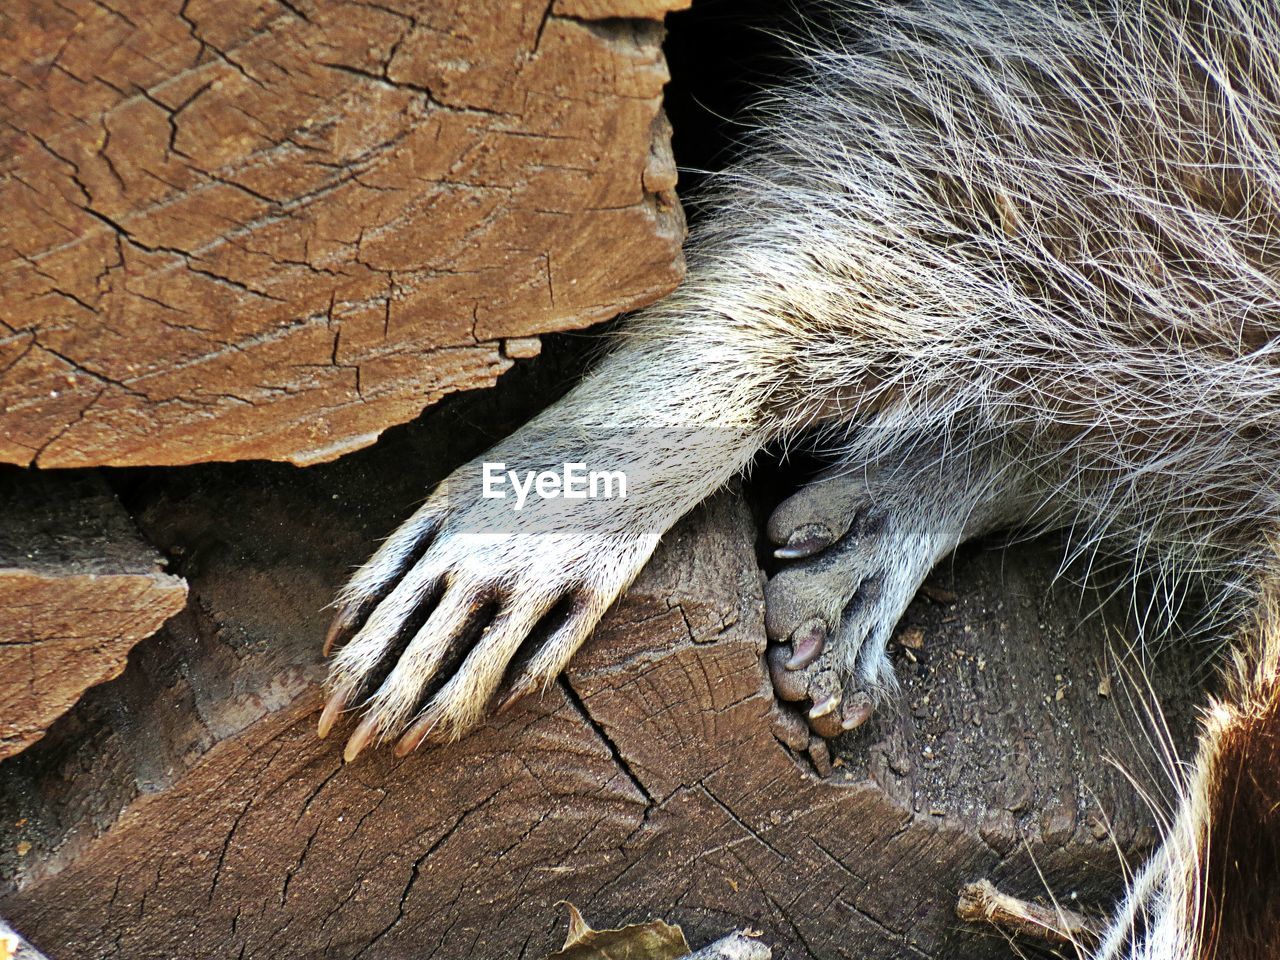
[0,0,686,468]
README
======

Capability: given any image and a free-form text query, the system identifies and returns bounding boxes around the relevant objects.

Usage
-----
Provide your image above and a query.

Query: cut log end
[0,344,1203,959]
[1,0,687,469]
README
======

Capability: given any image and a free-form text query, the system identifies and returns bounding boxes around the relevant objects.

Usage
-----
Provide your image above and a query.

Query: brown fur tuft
[1197,577,1280,959]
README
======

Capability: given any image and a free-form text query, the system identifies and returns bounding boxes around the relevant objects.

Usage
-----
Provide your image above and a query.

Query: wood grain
[0,0,686,467]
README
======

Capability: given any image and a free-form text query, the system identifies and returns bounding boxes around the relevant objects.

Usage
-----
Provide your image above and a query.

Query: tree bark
[0,0,686,468]
[0,348,1201,960]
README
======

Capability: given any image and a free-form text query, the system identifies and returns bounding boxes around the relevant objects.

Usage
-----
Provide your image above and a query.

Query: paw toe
[767,629,877,741]
[764,564,844,641]
[784,617,828,668]
[768,645,812,702]
[764,473,929,742]
[767,470,871,557]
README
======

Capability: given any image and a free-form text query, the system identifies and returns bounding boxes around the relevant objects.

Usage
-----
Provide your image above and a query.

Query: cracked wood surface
[0,0,686,467]
[0,470,187,761]
[0,351,1199,959]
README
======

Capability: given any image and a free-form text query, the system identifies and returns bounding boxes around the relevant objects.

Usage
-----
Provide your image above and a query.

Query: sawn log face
[0,470,187,760]
[0,0,686,467]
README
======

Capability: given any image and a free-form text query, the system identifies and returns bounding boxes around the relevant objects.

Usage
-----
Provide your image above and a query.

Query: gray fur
[329,1,1280,954]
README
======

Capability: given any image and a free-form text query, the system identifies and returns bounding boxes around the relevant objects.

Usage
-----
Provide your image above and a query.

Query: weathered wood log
[0,351,1200,959]
[0,470,186,760]
[0,0,686,468]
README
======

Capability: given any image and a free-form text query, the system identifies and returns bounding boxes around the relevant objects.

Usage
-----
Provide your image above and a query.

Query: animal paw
[319,465,659,760]
[765,465,959,739]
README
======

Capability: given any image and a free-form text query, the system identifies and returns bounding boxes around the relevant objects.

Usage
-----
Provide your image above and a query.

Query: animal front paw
[764,465,956,740]
[319,461,659,760]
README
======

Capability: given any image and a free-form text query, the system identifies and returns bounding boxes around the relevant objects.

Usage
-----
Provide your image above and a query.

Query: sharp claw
[343,715,378,763]
[495,679,534,716]
[317,689,349,739]
[773,545,812,560]
[785,619,828,669]
[773,523,834,560]
[494,691,520,715]
[768,646,810,701]
[808,685,842,720]
[323,607,354,657]
[808,673,846,737]
[394,713,437,758]
[841,692,874,731]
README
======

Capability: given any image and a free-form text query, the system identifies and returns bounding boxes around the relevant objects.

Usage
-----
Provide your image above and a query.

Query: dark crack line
[0,333,36,378]
[273,0,311,23]
[178,0,267,90]
[296,760,344,823]
[531,0,555,55]
[699,784,787,863]
[766,890,820,960]
[208,798,253,905]
[558,677,654,806]
[279,824,321,906]
[30,338,150,402]
[318,60,512,119]
[349,784,506,959]
[29,384,107,463]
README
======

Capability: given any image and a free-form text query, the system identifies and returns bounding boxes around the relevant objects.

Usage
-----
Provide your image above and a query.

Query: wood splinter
[956,878,1102,948]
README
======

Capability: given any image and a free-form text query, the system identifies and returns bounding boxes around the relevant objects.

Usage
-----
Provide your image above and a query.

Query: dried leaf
[897,627,926,650]
[548,903,691,960]
[561,902,592,948]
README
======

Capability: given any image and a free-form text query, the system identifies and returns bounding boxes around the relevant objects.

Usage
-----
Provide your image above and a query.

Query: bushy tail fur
[1097,554,1280,959]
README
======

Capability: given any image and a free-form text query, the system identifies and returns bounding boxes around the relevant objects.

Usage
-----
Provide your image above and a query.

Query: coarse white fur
[326,0,1280,955]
